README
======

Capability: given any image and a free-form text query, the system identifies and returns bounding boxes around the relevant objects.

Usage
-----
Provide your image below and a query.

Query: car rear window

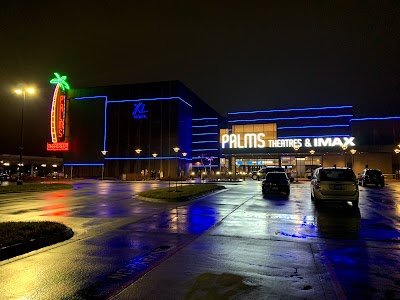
[262,167,285,173]
[266,172,287,180]
[366,170,382,176]
[320,169,356,181]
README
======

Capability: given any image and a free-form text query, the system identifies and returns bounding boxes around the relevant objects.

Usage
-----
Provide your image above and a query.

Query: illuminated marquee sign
[132,102,148,119]
[221,133,355,149]
[48,72,70,152]
[47,142,69,151]
[222,133,266,148]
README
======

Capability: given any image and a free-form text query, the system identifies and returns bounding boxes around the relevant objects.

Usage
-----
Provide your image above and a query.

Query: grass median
[138,183,226,202]
[0,221,70,248]
[0,221,74,261]
[0,183,73,194]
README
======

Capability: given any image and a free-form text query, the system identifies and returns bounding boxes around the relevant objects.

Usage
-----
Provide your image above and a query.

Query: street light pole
[135,149,142,176]
[181,152,187,188]
[342,145,348,167]
[293,145,299,182]
[152,153,158,179]
[395,148,400,180]
[14,87,35,185]
[350,149,357,170]
[101,150,108,180]
[309,149,315,175]
[173,147,180,191]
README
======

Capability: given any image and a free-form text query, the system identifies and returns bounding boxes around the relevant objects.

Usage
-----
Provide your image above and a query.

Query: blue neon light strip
[75,96,107,100]
[351,117,400,121]
[277,134,349,139]
[192,125,219,128]
[193,133,219,136]
[105,157,191,160]
[64,163,104,166]
[192,117,218,121]
[74,95,108,151]
[278,124,349,130]
[228,105,353,115]
[192,165,219,168]
[229,114,353,123]
[108,97,192,108]
[192,149,219,152]
[192,141,218,144]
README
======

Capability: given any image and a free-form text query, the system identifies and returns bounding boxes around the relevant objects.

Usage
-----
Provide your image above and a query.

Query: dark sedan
[357,169,385,187]
[262,172,290,196]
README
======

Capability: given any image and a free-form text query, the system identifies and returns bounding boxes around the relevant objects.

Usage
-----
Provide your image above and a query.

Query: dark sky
[1,1,399,156]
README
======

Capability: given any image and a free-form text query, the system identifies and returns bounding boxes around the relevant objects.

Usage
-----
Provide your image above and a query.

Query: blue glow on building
[193,117,218,121]
[277,134,349,139]
[193,133,219,136]
[351,116,400,121]
[74,95,108,152]
[229,114,353,123]
[109,96,192,107]
[278,124,349,130]
[192,141,219,144]
[192,125,219,128]
[105,157,191,160]
[228,105,353,115]
[192,149,219,152]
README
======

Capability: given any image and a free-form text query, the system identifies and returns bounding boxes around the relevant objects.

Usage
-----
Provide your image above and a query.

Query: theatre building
[46,76,400,179]
[52,80,221,178]
[220,107,400,179]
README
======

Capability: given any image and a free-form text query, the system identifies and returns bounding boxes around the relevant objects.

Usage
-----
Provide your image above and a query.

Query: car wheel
[311,193,315,201]
[362,180,365,187]
[252,175,258,180]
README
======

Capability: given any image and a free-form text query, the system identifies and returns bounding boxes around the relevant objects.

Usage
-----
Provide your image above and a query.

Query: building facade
[42,78,400,180]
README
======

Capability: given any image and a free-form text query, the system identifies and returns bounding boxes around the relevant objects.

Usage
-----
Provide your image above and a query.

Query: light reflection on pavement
[0,179,399,299]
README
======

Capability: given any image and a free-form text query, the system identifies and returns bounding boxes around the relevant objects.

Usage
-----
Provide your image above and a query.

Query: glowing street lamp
[14,87,35,185]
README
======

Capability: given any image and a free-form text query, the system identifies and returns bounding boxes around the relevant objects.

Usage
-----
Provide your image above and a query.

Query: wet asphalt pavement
[0,179,399,299]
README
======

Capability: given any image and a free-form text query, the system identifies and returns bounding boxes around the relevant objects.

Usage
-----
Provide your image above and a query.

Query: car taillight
[315,182,321,189]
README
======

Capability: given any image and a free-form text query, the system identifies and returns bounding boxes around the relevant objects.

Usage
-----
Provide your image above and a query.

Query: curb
[0,227,74,261]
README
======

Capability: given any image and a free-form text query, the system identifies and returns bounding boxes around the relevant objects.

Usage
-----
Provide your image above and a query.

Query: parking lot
[0,179,399,299]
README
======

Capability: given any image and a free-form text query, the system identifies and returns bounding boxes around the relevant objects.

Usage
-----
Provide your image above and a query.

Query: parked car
[251,166,286,181]
[357,169,384,187]
[0,173,10,181]
[262,171,290,196]
[311,167,359,207]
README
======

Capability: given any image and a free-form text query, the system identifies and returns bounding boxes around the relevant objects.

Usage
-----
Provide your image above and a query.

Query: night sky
[0,1,399,156]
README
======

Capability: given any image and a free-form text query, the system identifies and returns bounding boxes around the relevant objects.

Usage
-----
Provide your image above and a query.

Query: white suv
[311,167,359,207]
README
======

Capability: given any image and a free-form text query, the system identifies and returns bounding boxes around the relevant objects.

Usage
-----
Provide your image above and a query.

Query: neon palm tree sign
[48,72,70,150]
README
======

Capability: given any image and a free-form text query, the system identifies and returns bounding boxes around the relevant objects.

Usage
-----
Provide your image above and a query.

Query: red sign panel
[47,142,69,151]
[58,95,66,140]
